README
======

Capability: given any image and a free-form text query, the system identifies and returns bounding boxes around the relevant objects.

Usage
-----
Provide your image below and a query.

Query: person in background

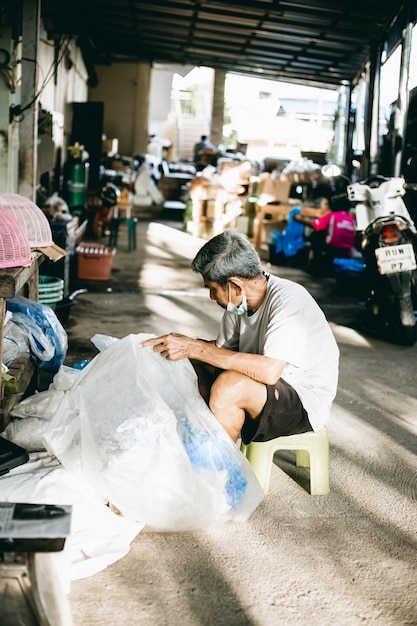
[147,134,163,161]
[294,196,356,276]
[298,196,331,217]
[193,134,217,164]
[140,230,339,445]
[132,154,164,206]
[146,134,164,185]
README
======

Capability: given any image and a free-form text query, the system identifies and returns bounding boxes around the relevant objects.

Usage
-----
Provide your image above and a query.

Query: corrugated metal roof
[42,0,404,89]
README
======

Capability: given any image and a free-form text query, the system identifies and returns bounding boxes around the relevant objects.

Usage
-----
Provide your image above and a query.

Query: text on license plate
[375,243,417,275]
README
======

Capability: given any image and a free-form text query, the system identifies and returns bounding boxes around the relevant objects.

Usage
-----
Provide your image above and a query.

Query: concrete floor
[65,207,417,626]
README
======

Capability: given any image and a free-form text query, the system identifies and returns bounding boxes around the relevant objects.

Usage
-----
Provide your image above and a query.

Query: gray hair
[191,230,262,286]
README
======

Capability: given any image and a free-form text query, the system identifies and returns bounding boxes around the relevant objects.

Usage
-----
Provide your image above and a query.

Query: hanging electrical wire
[9,35,72,123]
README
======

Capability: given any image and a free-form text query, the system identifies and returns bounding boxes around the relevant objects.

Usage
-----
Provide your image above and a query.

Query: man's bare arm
[140,333,285,385]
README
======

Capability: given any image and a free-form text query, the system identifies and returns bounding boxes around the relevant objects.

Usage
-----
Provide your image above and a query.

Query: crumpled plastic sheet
[2,365,82,451]
[0,452,142,582]
[44,333,264,531]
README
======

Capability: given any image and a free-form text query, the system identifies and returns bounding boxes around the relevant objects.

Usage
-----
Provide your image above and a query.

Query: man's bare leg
[208,370,267,442]
[190,359,219,404]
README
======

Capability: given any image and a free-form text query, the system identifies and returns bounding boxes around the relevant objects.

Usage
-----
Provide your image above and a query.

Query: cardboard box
[256,175,291,205]
[102,137,118,156]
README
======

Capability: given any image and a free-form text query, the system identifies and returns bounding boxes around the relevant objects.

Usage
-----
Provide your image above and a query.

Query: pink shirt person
[311,210,356,250]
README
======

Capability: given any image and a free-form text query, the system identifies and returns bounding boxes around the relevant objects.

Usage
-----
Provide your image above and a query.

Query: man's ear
[228,276,244,292]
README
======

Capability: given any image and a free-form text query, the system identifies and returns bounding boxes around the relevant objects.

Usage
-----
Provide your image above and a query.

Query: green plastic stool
[241,428,329,495]
[108,217,138,252]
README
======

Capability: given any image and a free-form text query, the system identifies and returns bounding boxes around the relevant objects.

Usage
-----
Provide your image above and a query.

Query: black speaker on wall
[71,102,104,191]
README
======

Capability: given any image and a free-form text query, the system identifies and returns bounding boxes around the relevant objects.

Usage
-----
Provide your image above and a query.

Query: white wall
[88,63,152,156]
[0,7,89,194]
[37,25,88,171]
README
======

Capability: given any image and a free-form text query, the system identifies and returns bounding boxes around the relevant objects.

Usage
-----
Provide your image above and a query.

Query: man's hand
[140,333,195,360]
[140,334,286,386]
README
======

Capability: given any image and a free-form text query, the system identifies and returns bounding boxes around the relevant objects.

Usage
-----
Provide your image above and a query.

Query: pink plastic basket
[0,192,53,248]
[0,207,32,269]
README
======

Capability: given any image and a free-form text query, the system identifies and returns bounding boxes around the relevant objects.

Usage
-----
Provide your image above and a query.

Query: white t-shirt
[216,274,339,431]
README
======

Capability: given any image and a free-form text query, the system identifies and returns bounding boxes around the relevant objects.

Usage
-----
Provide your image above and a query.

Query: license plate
[375,243,417,275]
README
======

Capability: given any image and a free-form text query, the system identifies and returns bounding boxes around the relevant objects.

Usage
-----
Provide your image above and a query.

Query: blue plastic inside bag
[180,420,248,507]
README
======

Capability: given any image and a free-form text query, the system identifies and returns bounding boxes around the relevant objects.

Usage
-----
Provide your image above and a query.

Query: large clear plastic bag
[44,333,264,531]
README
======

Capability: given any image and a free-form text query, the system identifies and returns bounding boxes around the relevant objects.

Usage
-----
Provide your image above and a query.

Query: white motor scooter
[348,175,417,345]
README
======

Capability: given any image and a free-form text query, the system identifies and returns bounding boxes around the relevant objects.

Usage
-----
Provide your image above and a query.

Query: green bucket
[38,276,64,309]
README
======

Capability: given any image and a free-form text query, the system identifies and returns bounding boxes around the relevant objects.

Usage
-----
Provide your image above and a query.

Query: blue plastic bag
[6,295,68,372]
[282,207,306,257]
[333,257,365,273]
[270,230,284,254]
[270,208,306,258]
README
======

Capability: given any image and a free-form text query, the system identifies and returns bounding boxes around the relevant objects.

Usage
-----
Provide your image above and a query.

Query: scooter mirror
[321,164,341,177]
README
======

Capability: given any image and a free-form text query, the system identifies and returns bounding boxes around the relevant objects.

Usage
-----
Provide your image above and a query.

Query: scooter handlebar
[347,183,368,202]
[362,174,390,187]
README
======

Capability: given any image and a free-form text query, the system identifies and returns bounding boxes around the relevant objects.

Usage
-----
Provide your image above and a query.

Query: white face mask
[227,282,248,315]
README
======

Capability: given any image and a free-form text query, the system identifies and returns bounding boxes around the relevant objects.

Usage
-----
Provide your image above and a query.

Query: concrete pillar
[132,63,151,154]
[210,69,226,146]
[365,41,382,177]
[19,0,40,201]
[0,19,14,192]
[0,6,26,193]
[395,23,412,176]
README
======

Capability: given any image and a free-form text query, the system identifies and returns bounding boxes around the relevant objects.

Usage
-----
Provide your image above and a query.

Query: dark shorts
[241,378,313,445]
